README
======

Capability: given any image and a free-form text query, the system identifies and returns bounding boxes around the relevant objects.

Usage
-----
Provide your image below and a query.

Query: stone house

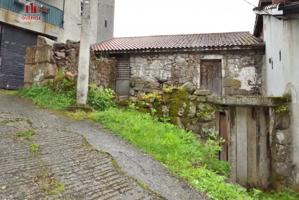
[92,32,265,97]
[91,32,286,189]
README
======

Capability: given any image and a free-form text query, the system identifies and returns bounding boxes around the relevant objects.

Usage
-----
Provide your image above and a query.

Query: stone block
[35,45,53,63]
[188,102,196,118]
[186,123,201,134]
[24,64,34,84]
[194,89,211,96]
[224,78,241,88]
[275,113,290,130]
[25,47,36,64]
[55,51,66,58]
[181,82,196,94]
[275,130,291,145]
[44,63,58,79]
[37,36,54,47]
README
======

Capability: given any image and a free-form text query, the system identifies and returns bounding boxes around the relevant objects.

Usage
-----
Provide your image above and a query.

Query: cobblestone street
[0,94,204,200]
[0,112,162,200]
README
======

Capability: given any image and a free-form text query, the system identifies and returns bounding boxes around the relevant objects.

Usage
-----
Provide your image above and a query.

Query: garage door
[0,23,37,89]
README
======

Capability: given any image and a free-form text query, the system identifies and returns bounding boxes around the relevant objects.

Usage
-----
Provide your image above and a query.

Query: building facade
[254,0,299,189]
[0,0,114,89]
[92,32,265,97]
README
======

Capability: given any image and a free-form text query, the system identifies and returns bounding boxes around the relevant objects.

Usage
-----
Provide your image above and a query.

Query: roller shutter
[0,23,37,89]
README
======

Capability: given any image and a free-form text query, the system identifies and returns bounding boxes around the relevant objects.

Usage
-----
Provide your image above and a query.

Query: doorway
[115,56,130,97]
[200,59,222,95]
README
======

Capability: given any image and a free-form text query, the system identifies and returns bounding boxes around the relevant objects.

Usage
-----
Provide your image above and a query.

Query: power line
[241,0,258,8]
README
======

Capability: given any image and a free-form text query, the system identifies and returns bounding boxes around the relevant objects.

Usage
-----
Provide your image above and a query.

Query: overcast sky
[114,0,259,37]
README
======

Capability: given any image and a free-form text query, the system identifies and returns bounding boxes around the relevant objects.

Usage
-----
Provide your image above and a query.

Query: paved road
[0,94,206,200]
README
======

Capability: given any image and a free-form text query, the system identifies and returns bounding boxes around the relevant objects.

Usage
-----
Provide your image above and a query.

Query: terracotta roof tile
[92,32,264,53]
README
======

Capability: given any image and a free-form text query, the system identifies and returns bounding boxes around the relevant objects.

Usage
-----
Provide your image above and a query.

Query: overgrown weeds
[16,130,35,139]
[19,86,74,110]
[29,143,39,154]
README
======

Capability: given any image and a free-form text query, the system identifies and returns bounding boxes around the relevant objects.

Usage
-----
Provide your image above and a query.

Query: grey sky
[114,0,259,37]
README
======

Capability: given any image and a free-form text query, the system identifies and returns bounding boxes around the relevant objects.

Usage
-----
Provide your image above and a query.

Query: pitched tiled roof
[92,32,264,53]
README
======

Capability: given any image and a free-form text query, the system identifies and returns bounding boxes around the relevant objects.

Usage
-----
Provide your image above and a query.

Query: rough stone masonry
[24,36,116,88]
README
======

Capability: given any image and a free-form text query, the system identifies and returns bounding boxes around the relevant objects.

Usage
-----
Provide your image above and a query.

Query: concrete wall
[128,50,264,96]
[97,0,114,42]
[59,0,81,42]
[0,0,114,42]
[263,14,299,188]
[0,8,62,39]
[0,0,81,42]
[40,0,64,9]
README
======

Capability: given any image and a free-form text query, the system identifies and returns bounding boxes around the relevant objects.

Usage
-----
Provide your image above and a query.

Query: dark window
[104,20,108,28]
[279,50,282,62]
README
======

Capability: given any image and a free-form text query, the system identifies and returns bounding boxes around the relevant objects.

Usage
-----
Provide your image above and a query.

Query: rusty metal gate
[115,56,130,97]
[0,23,37,89]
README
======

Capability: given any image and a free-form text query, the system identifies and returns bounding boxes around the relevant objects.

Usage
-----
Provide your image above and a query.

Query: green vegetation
[250,188,299,200]
[19,86,74,110]
[0,89,18,95]
[29,143,39,154]
[87,84,115,111]
[45,179,65,196]
[89,108,251,200]
[16,130,35,139]
[19,84,115,112]
[18,84,299,200]
[36,168,65,196]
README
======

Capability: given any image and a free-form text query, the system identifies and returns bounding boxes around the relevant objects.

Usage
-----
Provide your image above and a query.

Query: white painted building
[254,0,299,187]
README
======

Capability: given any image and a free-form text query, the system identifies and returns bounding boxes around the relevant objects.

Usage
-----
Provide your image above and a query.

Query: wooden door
[200,60,222,95]
[219,112,229,161]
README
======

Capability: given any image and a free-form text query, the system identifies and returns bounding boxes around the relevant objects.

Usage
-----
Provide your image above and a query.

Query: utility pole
[76,0,91,105]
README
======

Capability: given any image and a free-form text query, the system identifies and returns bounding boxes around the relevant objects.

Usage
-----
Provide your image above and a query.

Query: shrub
[87,84,115,111]
[46,69,76,97]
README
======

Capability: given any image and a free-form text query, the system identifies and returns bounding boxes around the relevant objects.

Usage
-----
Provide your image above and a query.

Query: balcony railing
[0,0,63,27]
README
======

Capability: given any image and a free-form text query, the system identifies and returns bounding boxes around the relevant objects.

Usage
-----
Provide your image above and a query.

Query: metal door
[115,57,130,97]
[200,60,222,95]
[0,23,37,89]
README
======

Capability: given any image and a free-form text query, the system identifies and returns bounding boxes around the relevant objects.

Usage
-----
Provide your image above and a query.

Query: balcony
[0,0,63,27]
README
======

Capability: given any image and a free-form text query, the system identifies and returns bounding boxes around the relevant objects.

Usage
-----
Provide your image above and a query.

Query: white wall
[263,14,299,186]
[263,14,299,98]
[59,0,81,42]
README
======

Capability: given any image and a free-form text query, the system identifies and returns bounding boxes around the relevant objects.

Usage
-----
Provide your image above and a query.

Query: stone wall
[131,87,291,189]
[128,50,264,96]
[25,36,116,88]
[270,105,295,189]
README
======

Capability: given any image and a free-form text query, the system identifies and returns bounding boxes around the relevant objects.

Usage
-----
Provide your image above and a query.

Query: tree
[76,0,91,105]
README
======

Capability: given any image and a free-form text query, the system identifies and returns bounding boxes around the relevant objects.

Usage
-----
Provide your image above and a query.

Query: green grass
[29,143,39,154]
[19,86,74,110]
[250,188,299,200]
[17,85,299,200]
[16,130,35,139]
[89,108,252,200]
[36,168,65,196]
